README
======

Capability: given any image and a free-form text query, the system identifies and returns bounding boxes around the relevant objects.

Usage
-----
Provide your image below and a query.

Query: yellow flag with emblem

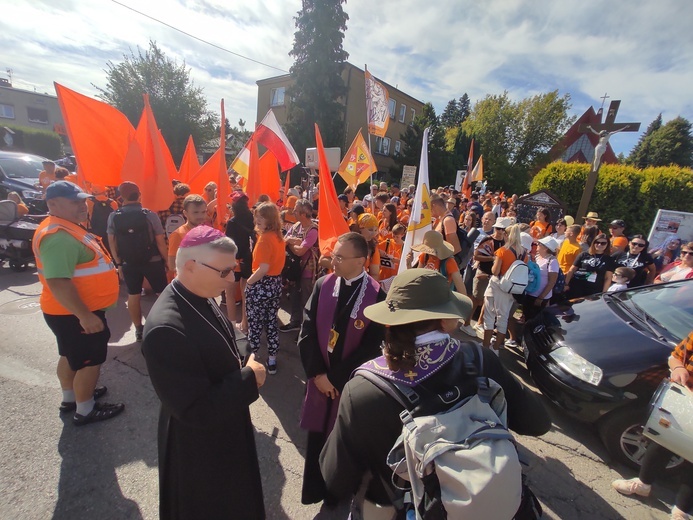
[337,129,377,188]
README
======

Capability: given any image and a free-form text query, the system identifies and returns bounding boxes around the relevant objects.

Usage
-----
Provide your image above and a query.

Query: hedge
[530,162,693,236]
[0,124,63,159]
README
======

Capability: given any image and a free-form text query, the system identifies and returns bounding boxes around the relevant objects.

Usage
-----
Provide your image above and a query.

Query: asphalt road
[0,265,678,519]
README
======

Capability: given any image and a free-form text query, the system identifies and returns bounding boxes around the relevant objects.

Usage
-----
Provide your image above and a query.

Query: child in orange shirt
[378,224,405,281]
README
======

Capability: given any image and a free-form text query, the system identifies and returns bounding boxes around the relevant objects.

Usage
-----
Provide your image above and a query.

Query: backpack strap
[353,369,420,410]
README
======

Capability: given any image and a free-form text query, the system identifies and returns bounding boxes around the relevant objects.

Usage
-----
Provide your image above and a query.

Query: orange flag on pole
[283,170,291,202]
[245,138,262,206]
[120,94,175,212]
[337,129,376,188]
[258,152,281,202]
[471,155,484,182]
[55,82,135,186]
[315,124,349,255]
[178,136,200,183]
[462,138,474,199]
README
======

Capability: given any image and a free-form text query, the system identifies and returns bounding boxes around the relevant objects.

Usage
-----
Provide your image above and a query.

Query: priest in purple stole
[298,232,386,505]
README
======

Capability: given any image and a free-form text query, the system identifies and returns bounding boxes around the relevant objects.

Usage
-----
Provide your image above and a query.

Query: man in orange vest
[33,181,124,426]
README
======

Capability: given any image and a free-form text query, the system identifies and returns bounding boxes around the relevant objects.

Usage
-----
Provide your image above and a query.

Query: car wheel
[598,406,684,473]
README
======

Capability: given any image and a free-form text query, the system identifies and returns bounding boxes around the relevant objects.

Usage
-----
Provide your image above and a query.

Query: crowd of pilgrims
[12,168,692,356]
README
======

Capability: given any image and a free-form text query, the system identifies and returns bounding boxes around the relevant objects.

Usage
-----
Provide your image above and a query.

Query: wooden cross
[575,100,640,221]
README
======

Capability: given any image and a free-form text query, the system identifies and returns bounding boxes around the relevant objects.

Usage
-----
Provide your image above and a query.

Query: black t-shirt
[478,237,505,275]
[612,251,654,287]
[570,252,615,297]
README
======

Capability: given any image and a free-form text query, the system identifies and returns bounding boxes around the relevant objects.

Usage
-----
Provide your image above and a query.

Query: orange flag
[462,138,474,199]
[215,100,229,230]
[178,136,200,183]
[120,94,175,212]
[337,129,376,188]
[283,170,291,202]
[258,152,281,202]
[158,129,179,183]
[315,124,349,255]
[244,138,262,205]
[55,82,135,186]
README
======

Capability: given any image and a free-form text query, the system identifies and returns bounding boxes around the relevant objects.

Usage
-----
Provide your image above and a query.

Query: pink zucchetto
[179,225,225,248]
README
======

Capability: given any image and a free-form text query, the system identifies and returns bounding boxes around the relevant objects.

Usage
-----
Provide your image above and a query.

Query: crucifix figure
[575,100,640,221]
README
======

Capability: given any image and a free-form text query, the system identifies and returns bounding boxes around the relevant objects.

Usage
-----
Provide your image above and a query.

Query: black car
[523,279,693,471]
[0,151,49,212]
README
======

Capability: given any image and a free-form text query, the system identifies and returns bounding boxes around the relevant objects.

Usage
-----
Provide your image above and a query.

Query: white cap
[520,232,533,252]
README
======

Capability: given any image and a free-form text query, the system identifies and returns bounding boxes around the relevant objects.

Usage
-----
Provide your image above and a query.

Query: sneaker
[672,506,692,520]
[267,359,277,375]
[611,478,651,497]
[279,322,300,333]
[459,323,477,337]
[505,339,519,348]
[473,322,484,333]
[73,402,125,426]
[135,326,144,342]
[59,386,107,413]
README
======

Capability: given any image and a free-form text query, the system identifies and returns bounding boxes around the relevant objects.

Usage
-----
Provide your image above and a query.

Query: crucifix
[575,100,640,221]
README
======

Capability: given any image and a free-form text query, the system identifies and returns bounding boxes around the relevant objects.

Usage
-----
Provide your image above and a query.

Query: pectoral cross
[576,100,640,221]
[404,370,418,381]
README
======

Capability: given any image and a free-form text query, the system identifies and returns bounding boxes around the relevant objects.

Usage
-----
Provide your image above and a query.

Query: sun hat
[179,225,225,248]
[358,213,378,228]
[537,236,559,254]
[493,216,514,229]
[364,268,471,326]
[520,232,533,251]
[45,181,92,201]
[584,212,601,221]
[411,230,454,260]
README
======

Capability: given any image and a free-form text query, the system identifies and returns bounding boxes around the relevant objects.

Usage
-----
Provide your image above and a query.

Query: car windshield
[0,156,45,179]
[614,280,693,343]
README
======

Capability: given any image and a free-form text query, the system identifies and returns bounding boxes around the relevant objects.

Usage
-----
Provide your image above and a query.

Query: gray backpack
[356,344,523,520]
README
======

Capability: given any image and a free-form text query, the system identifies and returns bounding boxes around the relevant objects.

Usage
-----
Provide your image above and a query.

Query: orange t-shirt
[529,220,552,239]
[365,247,381,278]
[252,231,285,276]
[378,220,393,241]
[38,170,55,189]
[611,236,628,251]
[495,247,519,276]
[418,253,458,284]
[16,203,29,217]
[378,239,403,279]
[168,222,194,258]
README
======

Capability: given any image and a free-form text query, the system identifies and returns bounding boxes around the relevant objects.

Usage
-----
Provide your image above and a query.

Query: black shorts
[44,311,110,371]
[121,260,168,295]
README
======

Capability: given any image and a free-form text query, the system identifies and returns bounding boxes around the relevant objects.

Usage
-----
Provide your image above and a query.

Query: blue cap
[45,181,92,201]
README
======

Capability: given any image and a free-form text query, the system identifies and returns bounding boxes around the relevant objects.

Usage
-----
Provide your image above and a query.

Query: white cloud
[2,0,692,156]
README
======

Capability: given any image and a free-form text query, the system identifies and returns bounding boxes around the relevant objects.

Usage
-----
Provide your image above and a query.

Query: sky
[2,0,693,158]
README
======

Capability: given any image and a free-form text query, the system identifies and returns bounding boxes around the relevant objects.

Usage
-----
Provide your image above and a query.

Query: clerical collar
[342,269,366,286]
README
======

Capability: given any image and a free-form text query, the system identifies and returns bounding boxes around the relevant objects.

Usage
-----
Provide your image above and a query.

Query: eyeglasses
[333,255,364,263]
[681,251,693,256]
[195,260,234,278]
[594,241,608,246]
[631,242,646,248]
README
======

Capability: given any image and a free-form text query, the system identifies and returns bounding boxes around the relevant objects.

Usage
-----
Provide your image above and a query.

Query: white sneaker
[473,322,484,332]
[611,477,651,497]
[672,506,692,520]
[505,339,518,348]
[459,324,477,337]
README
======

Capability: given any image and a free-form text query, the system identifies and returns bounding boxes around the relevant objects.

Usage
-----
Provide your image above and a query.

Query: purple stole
[299,273,380,433]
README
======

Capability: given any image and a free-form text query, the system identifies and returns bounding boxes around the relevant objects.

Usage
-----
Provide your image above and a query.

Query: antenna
[5,68,12,84]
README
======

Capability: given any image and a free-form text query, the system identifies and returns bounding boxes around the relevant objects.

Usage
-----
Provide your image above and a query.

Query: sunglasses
[681,251,693,256]
[631,242,646,247]
[595,241,608,246]
[196,260,233,278]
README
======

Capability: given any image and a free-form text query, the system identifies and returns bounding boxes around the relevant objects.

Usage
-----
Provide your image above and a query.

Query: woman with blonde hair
[245,202,285,374]
[482,224,524,354]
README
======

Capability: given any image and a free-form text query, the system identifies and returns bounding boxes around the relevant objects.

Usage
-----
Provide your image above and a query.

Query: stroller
[0,200,46,272]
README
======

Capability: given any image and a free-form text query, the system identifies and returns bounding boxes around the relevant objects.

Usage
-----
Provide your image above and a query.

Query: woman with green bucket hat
[319,268,551,518]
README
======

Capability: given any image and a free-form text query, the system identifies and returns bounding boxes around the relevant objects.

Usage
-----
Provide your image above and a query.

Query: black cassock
[142,279,264,520]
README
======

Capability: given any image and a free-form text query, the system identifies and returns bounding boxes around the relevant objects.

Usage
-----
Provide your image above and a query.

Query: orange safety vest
[33,216,119,315]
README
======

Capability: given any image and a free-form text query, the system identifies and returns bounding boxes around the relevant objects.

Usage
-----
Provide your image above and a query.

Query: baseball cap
[45,181,92,201]
[609,219,625,228]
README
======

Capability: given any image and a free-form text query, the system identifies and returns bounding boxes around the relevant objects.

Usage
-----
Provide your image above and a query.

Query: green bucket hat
[364,268,472,326]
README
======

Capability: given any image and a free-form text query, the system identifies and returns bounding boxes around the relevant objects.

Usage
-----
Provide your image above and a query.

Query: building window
[27,107,49,124]
[399,104,407,123]
[270,87,285,107]
[410,108,416,124]
[0,103,15,119]
[394,140,401,156]
[375,136,391,156]
[388,99,396,119]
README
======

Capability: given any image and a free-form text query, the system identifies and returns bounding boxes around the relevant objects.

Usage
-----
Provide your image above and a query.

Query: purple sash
[299,273,380,433]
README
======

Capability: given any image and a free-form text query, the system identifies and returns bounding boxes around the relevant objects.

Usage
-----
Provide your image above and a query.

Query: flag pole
[364,63,375,212]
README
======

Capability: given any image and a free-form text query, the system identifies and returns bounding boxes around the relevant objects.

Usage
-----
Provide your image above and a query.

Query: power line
[110,0,289,73]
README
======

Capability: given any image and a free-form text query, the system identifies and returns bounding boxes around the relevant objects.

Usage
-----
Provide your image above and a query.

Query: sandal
[73,402,125,426]
[59,386,108,413]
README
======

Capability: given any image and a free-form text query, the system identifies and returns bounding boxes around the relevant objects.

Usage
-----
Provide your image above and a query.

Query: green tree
[461,90,574,194]
[393,103,451,187]
[95,40,217,163]
[628,113,662,168]
[458,93,471,123]
[285,0,349,157]
[629,116,693,169]
[440,99,462,129]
